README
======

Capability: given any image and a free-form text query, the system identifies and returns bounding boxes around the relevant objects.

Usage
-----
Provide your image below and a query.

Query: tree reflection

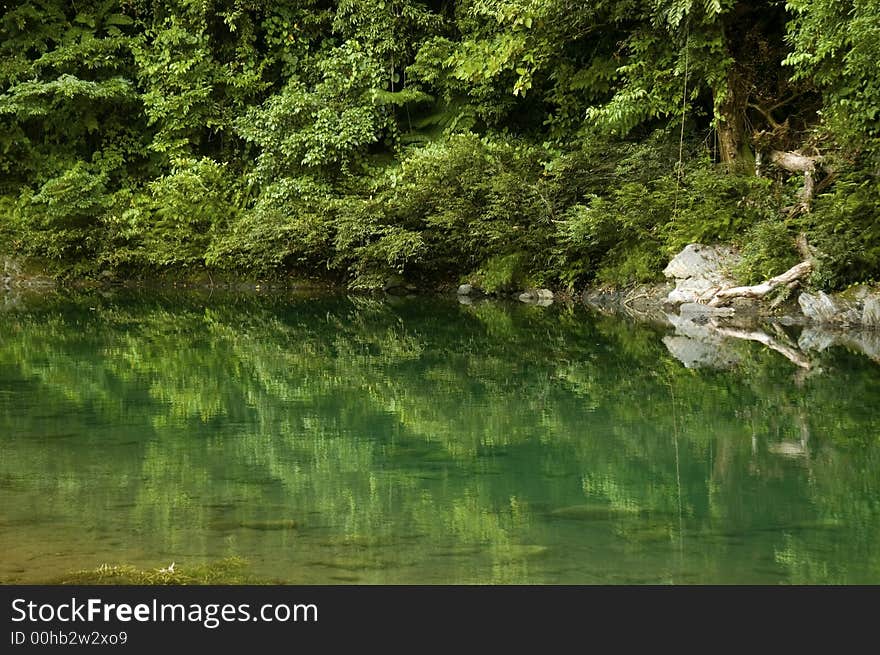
[0,292,878,583]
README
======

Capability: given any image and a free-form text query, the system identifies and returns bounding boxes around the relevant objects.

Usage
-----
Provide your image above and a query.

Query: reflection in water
[0,291,879,584]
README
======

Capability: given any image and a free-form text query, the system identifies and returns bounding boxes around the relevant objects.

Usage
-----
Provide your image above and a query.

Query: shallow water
[1,291,878,584]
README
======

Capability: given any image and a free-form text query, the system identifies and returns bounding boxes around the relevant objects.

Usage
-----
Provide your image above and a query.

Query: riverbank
[6,247,880,372]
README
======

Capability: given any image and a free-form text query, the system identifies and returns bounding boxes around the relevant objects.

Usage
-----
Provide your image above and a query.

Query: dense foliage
[1,0,879,289]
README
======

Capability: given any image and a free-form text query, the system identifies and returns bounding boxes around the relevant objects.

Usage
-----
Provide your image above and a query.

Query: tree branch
[770,150,818,173]
[708,260,813,306]
[748,103,782,131]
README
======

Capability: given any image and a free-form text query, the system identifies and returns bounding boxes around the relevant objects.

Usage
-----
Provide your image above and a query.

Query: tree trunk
[715,70,751,173]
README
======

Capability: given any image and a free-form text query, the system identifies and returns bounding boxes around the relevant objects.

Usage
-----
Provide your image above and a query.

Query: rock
[798,291,837,323]
[663,244,740,305]
[1,256,55,292]
[862,296,880,328]
[798,291,860,325]
[2,257,22,278]
[664,244,739,279]
[583,283,672,325]
[517,289,554,306]
[667,278,716,305]
[457,284,474,296]
[583,287,624,309]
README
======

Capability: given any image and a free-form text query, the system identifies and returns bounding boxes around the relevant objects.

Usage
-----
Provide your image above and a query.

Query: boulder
[518,289,554,306]
[862,296,880,328]
[798,291,860,325]
[663,244,739,305]
[457,284,474,296]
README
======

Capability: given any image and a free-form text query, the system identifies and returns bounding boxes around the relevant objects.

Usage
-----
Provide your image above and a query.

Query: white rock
[862,296,880,328]
[663,244,739,305]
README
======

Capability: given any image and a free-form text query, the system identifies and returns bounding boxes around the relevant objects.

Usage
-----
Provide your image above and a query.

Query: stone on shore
[663,244,740,305]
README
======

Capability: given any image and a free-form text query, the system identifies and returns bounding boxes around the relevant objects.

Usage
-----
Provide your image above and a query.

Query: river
[1,290,878,583]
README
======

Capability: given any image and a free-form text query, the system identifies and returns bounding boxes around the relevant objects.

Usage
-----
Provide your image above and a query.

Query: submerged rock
[495,544,549,561]
[240,519,298,531]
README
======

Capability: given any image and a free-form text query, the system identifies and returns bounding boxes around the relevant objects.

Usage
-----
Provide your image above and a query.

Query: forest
[1,0,878,291]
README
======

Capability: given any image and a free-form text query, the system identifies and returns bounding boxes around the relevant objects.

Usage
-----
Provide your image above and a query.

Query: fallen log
[769,150,818,173]
[708,259,813,306]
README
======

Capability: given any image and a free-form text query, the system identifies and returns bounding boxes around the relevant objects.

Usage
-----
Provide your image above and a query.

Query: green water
[1,290,879,584]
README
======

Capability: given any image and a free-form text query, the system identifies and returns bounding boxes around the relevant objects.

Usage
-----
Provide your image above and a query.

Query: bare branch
[708,260,813,306]
[770,150,819,173]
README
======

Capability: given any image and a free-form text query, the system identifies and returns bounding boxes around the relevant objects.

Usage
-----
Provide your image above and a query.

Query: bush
[330,134,552,287]
[207,176,335,273]
[554,130,789,287]
[798,175,880,289]
[734,220,801,284]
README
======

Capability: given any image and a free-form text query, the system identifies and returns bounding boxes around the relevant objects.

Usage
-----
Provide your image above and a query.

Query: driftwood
[708,259,813,306]
[769,150,818,173]
[703,234,816,308]
[769,150,824,213]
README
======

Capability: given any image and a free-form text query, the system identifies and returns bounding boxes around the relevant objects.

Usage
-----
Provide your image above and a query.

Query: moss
[51,557,263,585]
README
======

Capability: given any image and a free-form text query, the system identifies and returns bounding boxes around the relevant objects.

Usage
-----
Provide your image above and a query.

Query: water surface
[1,291,878,584]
